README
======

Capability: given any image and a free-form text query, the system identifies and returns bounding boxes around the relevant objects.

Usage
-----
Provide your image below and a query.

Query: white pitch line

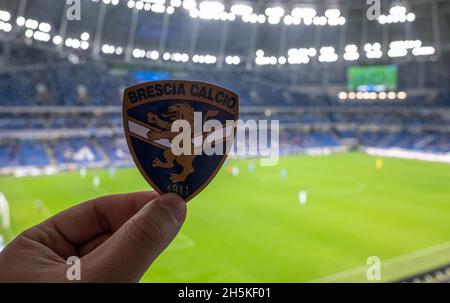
[167,232,196,251]
[41,205,53,217]
[309,240,450,282]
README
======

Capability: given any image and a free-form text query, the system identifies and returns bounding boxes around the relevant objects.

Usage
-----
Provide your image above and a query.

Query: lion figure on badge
[146,103,218,183]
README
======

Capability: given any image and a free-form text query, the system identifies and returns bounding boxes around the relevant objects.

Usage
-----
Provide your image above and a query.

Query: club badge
[123,80,239,201]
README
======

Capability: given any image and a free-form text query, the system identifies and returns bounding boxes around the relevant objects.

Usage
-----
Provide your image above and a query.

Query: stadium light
[0,10,11,22]
[230,3,252,16]
[16,16,25,26]
[170,0,182,7]
[227,13,236,21]
[72,39,81,49]
[0,21,12,33]
[338,92,347,100]
[115,46,123,55]
[265,6,284,18]
[242,13,257,23]
[193,54,216,64]
[198,1,224,20]
[133,48,146,58]
[101,44,121,55]
[38,22,51,33]
[135,1,144,10]
[283,15,293,25]
[378,5,415,24]
[80,41,89,50]
[149,50,160,60]
[365,43,382,59]
[412,46,435,56]
[291,16,301,25]
[81,32,90,41]
[313,16,327,26]
[189,8,199,18]
[25,19,39,30]
[287,48,311,64]
[183,0,197,10]
[397,91,407,99]
[267,16,280,24]
[344,44,359,61]
[278,56,286,64]
[65,38,73,48]
[325,9,340,19]
[386,39,434,58]
[390,6,406,16]
[152,4,166,13]
[318,46,338,62]
[257,14,266,23]
[388,48,407,57]
[324,8,344,26]
[255,53,277,65]
[291,7,316,19]
[406,12,415,22]
[303,17,312,25]
[24,29,33,38]
[52,35,62,45]
[120,0,344,27]
[102,0,119,5]
[172,52,182,61]
[181,53,189,62]
[161,52,189,62]
[166,6,175,14]
[225,55,240,65]
[387,92,396,99]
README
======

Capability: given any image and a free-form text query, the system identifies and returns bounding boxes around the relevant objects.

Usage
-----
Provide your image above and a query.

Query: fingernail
[158,193,186,224]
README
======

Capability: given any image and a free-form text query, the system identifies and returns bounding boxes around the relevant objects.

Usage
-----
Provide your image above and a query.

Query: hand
[0,191,187,282]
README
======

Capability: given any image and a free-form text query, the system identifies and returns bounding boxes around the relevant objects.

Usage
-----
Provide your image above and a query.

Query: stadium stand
[399,264,450,283]
[0,63,449,171]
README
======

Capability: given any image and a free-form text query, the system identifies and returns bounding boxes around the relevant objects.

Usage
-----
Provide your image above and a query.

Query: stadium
[0,0,449,283]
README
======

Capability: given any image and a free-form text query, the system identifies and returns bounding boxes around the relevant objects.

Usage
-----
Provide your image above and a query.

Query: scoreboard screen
[347,65,397,92]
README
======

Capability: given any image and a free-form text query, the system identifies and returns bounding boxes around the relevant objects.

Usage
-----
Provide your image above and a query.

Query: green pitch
[1,152,450,282]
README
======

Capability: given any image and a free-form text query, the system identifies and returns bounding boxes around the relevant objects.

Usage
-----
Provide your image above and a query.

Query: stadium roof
[0,0,449,88]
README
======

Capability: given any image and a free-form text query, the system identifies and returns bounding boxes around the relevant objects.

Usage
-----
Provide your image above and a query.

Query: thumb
[83,193,187,282]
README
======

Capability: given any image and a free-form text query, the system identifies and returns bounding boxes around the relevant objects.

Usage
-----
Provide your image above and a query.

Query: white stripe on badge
[127,119,233,150]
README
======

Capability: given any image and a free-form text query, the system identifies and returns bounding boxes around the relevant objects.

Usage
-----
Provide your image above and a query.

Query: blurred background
[0,0,449,282]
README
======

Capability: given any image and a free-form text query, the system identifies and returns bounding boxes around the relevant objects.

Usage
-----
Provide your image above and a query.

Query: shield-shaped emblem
[123,80,239,201]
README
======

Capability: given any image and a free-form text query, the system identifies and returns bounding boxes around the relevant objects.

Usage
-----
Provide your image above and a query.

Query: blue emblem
[123,81,239,201]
